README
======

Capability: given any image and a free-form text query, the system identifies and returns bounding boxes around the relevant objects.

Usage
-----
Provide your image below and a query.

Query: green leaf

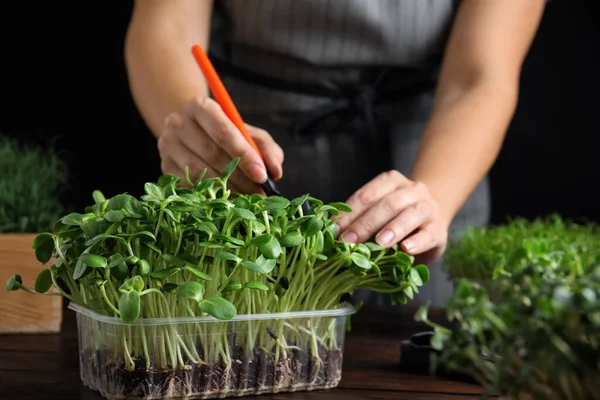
[108,194,130,210]
[414,265,430,284]
[410,268,423,286]
[403,285,414,300]
[414,303,430,322]
[365,242,385,252]
[350,252,372,270]
[177,281,205,303]
[73,257,87,280]
[144,242,162,254]
[259,235,282,259]
[214,234,245,246]
[5,274,22,292]
[251,233,272,247]
[158,173,181,188]
[221,281,243,293]
[242,255,276,274]
[80,253,108,268]
[262,196,290,210]
[232,207,256,220]
[120,276,144,293]
[34,269,53,293]
[244,281,269,291]
[62,213,83,226]
[198,241,224,249]
[329,202,352,213]
[105,210,125,223]
[119,290,140,323]
[250,220,266,234]
[162,283,178,294]
[222,158,240,180]
[106,254,126,268]
[303,217,324,237]
[127,231,157,242]
[199,296,237,320]
[137,259,150,276]
[215,251,242,264]
[144,182,164,200]
[80,218,105,239]
[280,231,304,247]
[395,252,414,268]
[32,233,55,263]
[184,266,212,281]
[92,190,106,205]
[111,262,129,280]
[150,267,180,279]
[161,254,186,267]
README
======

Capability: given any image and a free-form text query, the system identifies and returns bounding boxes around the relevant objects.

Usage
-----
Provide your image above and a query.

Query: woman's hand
[158,96,284,193]
[336,170,449,265]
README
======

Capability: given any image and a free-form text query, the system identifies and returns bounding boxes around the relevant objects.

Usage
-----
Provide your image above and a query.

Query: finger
[158,133,219,183]
[187,97,268,184]
[166,111,254,192]
[248,125,284,180]
[374,199,434,248]
[400,222,446,257]
[340,186,423,244]
[337,170,409,234]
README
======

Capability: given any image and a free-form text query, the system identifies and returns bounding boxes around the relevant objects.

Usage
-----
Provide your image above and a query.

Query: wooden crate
[0,234,62,333]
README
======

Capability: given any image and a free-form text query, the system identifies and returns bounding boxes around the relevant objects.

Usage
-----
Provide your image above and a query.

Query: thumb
[247,125,285,181]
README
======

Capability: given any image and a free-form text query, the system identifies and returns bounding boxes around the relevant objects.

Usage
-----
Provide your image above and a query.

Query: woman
[124,0,546,309]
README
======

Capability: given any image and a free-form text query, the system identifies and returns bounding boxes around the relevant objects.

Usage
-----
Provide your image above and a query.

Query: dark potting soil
[81,346,343,399]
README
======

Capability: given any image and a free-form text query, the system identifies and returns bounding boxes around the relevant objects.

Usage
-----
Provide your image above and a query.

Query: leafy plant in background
[0,135,68,233]
[416,223,600,400]
[443,214,600,294]
[6,158,429,399]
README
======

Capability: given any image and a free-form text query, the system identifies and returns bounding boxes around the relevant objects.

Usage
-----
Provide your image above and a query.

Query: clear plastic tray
[69,302,356,399]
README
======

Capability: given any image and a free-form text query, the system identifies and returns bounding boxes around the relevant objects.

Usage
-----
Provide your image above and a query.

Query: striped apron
[209,0,490,311]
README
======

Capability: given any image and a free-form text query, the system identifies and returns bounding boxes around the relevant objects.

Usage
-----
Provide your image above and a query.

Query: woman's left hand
[336,170,449,265]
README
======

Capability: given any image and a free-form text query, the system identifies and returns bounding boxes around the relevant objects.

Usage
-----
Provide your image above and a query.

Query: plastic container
[69,302,356,399]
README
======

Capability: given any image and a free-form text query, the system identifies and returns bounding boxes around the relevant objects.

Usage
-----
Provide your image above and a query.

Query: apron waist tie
[208,52,439,141]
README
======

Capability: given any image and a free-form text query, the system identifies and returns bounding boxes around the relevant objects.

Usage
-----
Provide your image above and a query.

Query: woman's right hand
[158,96,284,193]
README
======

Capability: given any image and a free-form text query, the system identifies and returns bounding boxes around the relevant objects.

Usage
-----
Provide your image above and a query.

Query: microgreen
[444,214,600,282]
[6,158,430,395]
[417,217,600,400]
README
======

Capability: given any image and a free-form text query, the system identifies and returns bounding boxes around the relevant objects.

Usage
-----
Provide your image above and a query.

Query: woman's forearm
[124,1,214,137]
[409,81,518,226]
[408,0,545,227]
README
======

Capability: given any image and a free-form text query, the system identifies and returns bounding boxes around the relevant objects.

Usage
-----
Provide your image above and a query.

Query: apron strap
[208,50,439,141]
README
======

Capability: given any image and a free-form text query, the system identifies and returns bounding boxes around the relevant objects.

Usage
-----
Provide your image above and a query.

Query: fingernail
[376,230,394,246]
[402,241,415,253]
[250,163,267,182]
[344,232,358,243]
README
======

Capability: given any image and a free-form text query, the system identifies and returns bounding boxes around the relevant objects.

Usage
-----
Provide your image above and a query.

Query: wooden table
[0,304,483,399]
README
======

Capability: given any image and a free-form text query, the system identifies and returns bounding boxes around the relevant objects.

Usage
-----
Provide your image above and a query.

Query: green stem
[100,285,121,316]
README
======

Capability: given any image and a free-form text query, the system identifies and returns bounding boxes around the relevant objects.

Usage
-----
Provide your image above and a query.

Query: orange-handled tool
[191,45,264,161]
[191,45,310,214]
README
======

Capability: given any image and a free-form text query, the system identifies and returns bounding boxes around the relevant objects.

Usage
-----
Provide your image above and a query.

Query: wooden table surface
[0,303,483,400]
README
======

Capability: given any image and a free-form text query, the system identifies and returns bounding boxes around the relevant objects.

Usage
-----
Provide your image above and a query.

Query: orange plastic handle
[191,45,264,161]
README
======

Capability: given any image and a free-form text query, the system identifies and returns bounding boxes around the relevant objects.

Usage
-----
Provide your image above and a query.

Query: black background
[3,0,600,225]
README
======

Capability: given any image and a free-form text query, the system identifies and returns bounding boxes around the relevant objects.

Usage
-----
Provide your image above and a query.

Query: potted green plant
[416,259,600,399]
[6,158,430,399]
[0,135,68,333]
[415,216,600,400]
[442,215,600,300]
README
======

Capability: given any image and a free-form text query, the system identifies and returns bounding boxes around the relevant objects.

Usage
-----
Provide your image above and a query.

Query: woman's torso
[210,0,459,113]
[213,0,458,67]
